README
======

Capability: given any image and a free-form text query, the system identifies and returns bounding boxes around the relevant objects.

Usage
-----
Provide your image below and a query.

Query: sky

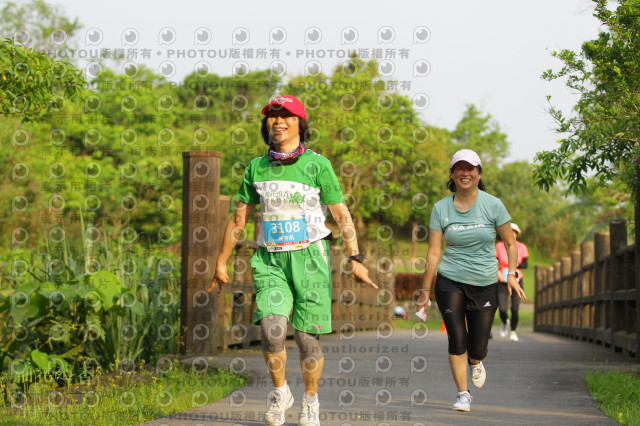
[39,0,602,164]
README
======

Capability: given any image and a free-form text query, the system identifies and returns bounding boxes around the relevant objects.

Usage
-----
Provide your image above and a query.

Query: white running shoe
[299,395,320,426]
[510,330,519,342]
[453,390,473,412]
[264,385,294,426]
[499,320,509,338]
[470,361,486,388]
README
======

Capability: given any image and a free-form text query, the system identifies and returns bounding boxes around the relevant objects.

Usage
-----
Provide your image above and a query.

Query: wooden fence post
[217,196,230,349]
[609,220,627,353]
[547,266,554,328]
[594,231,610,346]
[553,262,561,331]
[581,241,594,340]
[534,265,544,332]
[560,257,571,334]
[180,151,221,356]
[570,251,581,333]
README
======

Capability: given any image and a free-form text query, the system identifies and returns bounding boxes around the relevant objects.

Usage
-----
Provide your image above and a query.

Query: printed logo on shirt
[444,308,452,314]
[262,190,306,205]
[483,301,491,307]
[449,224,485,231]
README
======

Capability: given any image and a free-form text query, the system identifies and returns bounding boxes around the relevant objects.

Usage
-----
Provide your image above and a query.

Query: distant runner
[496,223,529,341]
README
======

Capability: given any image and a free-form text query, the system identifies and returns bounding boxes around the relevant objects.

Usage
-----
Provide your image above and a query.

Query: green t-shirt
[237,149,345,251]
[429,190,511,286]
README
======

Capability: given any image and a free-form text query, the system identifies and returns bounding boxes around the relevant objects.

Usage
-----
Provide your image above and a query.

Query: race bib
[264,216,309,252]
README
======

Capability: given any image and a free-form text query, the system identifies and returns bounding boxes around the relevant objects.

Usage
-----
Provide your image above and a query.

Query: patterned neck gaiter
[268,143,307,163]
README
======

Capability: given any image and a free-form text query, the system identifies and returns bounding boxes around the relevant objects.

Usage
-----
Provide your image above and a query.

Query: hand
[207,262,229,293]
[415,289,431,312]
[350,261,378,290]
[507,275,526,299]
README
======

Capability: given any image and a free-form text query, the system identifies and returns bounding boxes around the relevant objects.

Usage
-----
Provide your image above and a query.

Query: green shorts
[250,239,332,334]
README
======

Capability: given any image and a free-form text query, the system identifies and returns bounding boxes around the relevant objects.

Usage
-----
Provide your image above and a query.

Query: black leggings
[435,275,497,360]
[498,280,522,331]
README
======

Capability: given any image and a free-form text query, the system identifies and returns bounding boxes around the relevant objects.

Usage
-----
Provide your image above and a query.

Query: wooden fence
[535,220,639,362]
[180,151,394,355]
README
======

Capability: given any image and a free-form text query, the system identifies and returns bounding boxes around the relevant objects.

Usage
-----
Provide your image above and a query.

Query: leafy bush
[0,216,180,403]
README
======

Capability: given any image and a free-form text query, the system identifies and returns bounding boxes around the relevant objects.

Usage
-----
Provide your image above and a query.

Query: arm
[417,228,442,311]
[207,202,257,292]
[496,222,526,299]
[328,202,378,289]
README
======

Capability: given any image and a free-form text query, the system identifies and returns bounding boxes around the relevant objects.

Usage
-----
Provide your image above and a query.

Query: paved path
[141,324,637,426]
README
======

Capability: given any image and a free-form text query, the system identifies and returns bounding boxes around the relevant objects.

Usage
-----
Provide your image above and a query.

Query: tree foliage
[534,0,640,195]
[492,161,631,258]
[451,104,510,171]
[0,37,86,121]
[0,0,82,51]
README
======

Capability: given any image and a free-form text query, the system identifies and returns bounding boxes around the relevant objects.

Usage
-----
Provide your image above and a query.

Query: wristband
[348,254,364,263]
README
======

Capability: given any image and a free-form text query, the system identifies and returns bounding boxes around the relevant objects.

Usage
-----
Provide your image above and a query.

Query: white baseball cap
[450,149,482,168]
[511,223,521,234]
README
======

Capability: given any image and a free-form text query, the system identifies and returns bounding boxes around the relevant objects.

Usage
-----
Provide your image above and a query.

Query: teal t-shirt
[429,190,511,286]
[237,149,345,251]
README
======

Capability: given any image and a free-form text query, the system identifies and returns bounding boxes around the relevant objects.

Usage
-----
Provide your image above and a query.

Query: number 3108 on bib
[264,218,309,251]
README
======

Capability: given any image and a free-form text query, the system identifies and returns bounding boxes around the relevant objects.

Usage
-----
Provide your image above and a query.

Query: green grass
[585,369,640,426]
[492,305,534,329]
[0,363,248,426]
[392,317,443,331]
[392,303,535,331]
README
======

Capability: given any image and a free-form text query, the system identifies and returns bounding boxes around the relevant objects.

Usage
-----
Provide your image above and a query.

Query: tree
[492,161,631,258]
[0,0,82,51]
[0,37,85,121]
[451,104,510,171]
[533,0,640,196]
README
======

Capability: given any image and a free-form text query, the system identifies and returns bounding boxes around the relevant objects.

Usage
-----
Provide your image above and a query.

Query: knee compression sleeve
[294,329,324,362]
[260,315,288,354]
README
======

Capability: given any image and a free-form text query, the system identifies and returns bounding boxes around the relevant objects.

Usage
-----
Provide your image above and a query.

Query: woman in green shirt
[416,149,526,412]
[208,95,377,426]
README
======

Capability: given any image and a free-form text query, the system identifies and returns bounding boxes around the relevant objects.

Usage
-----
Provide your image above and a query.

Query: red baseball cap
[261,95,307,121]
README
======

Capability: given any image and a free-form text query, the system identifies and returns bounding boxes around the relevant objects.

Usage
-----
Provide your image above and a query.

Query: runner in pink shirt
[495,223,529,341]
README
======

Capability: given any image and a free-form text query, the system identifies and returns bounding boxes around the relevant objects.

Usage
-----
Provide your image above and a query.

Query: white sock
[276,384,288,395]
[304,393,318,404]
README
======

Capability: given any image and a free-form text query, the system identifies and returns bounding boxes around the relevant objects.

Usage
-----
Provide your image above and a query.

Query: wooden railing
[180,151,393,355]
[535,220,639,362]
